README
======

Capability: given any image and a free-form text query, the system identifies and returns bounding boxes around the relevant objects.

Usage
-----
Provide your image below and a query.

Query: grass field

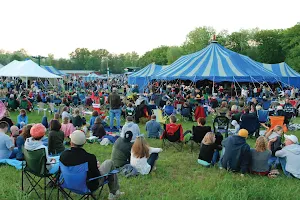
[1,110,300,200]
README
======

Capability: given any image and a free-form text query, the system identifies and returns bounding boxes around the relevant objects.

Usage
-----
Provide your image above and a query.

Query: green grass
[1,111,300,200]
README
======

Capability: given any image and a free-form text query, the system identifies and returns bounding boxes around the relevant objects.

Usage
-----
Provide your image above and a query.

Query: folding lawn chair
[152,109,167,124]
[190,125,211,152]
[161,124,184,151]
[240,114,260,137]
[257,110,269,123]
[262,100,271,110]
[213,116,229,138]
[57,162,119,200]
[22,148,57,200]
[269,116,288,132]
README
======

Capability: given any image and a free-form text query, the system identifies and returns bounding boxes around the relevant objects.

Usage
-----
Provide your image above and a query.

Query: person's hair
[244,108,250,114]
[74,108,80,115]
[131,137,150,158]
[4,111,10,117]
[94,117,102,124]
[126,116,133,122]
[256,105,262,111]
[231,105,238,112]
[170,115,176,123]
[92,111,99,117]
[63,106,68,112]
[0,121,9,129]
[54,113,60,120]
[21,124,33,140]
[82,117,86,125]
[202,132,215,145]
[50,120,61,131]
[63,117,69,124]
[20,109,26,115]
[255,136,268,152]
[151,115,156,120]
[274,125,283,133]
[221,101,227,108]
[197,117,206,126]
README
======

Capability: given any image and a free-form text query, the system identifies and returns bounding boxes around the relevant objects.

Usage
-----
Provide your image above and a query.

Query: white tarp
[0,60,61,78]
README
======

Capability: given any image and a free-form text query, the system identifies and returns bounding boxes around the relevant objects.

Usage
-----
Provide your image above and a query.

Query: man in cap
[111,131,133,168]
[108,87,121,131]
[60,130,123,199]
[275,134,300,179]
[221,129,251,176]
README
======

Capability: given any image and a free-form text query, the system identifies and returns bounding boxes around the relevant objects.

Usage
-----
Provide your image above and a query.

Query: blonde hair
[63,116,69,124]
[231,105,238,112]
[255,136,268,152]
[131,137,150,158]
[274,125,283,133]
[74,108,80,115]
[202,132,215,145]
[256,105,262,111]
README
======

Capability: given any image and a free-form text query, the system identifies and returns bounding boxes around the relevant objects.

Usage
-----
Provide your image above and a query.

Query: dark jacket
[108,92,121,109]
[72,115,83,127]
[221,135,250,174]
[48,130,65,155]
[199,143,222,163]
[92,123,106,138]
[111,137,133,168]
[60,147,100,191]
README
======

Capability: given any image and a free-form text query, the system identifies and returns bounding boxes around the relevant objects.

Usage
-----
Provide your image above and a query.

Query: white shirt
[62,111,70,121]
[130,147,162,175]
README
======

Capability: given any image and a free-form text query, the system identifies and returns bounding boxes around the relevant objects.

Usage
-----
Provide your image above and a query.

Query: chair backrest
[257,110,269,123]
[165,124,182,142]
[38,102,45,109]
[152,109,165,124]
[164,105,174,116]
[240,114,260,133]
[49,103,55,111]
[192,125,211,143]
[176,104,182,110]
[262,100,271,110]
[269,116,284,130]
[59,162,90,195]
[213,116,229,134]
[23,148,47,176]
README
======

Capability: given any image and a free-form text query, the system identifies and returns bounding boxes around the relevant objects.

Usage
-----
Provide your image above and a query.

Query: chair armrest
[87,169,119,182]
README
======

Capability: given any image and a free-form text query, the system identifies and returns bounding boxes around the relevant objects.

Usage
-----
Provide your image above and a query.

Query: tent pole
[212,76,215,95]
[26,77,28,89]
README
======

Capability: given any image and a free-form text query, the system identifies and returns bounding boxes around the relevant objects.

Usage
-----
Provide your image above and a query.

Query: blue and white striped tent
[83,73,107,81]
[41,66,67,76]
[152,42,281,83]
[128,63,167,91]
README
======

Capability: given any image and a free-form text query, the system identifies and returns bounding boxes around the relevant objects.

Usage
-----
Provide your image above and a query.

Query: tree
[281,23,300,71]
[182,26,215,54]
[166,46,184,64]
[254,29,285,63]
[69,48,91,70]
[138,46,169,67]
[88,49,110,71]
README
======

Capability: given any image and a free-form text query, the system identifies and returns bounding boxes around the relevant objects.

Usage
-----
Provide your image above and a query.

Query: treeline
[0,23,299,73]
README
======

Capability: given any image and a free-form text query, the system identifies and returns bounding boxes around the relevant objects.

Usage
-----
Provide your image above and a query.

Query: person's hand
[97,161,101,169]
[240,174,245,177]
[50,158,56,163]
[270,137,277,143]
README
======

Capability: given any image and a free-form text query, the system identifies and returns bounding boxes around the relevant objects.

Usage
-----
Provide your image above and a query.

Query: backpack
[120,164,139,178]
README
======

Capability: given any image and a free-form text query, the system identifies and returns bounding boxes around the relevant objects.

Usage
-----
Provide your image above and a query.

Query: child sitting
[266,125,283,169]
[61,116,76,139]
[126,103,135,117]
[229,120,240,135]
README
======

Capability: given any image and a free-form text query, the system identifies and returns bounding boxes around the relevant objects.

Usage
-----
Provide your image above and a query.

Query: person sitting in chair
[111,131,133,168]
[60,130,124,199]
[163,101,175,116]
[160,115,183,142]
[145,115,162,139]
[184,117,211,143]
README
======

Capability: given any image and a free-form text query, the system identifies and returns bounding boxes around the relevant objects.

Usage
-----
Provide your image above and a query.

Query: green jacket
[111,137,132,168]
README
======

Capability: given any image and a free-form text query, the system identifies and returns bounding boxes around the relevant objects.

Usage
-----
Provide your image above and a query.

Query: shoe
[108,191,125,200]
[115,190,125,197]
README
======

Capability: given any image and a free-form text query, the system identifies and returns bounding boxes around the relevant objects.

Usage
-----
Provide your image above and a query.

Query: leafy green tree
[182,26,215,54]
[167,46,184,64]
[281,23,300,71]
[69,48,91,70]
[138,46,169,67]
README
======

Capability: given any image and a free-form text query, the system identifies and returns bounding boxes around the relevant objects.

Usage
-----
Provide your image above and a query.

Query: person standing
[108,87,121,130]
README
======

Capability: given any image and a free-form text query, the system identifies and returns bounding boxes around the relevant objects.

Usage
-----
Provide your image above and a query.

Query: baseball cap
[238,129,248,138]
[124,131,133,142]
[70,130,86,146]
[284,134,298,144]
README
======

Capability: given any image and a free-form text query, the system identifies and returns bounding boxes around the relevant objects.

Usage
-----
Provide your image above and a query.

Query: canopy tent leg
[26,77,28,89]
[212,76,215,96]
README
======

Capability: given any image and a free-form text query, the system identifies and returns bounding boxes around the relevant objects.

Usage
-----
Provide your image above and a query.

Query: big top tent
[41,65,68,76]
[0,60,61,79]
[151,41,282,84]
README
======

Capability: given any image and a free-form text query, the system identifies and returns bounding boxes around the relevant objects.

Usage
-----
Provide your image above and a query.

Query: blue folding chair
[262,100,271,110]
[164,105,175,116]
[257,110,269,123]
[58,162,118,200]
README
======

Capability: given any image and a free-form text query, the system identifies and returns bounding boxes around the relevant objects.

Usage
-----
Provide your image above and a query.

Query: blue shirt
[0,132,13,159]
[145,120,162,138]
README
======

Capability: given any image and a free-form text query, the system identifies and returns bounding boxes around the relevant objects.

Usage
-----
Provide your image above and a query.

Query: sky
[1,0,299,59]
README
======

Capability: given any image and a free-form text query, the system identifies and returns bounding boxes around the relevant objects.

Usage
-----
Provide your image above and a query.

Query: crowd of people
[0,77,300,199]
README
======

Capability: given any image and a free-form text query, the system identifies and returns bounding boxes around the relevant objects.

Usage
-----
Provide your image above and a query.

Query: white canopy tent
[0,60,62,88]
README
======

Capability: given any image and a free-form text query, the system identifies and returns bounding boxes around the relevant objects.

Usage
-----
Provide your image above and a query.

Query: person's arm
[25,116,28,124]
[264,129,273,138]
[48,132,53,154]
[275,148,286,158]
[6,137,14,151]
[149,147,163,154]
[17,115,21,124]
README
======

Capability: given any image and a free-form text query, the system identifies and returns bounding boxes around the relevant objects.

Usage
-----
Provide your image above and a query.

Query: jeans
[9,148,19,159]
[109,109,121,130]
[279,157,293,177]
[147,153,159,172]
[268,156,279,170]
[211,151,219,165]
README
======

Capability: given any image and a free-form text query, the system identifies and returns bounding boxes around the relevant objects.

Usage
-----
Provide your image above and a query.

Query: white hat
[284,134,298,144]
[70,130,86,146]
[276,106,283,110]
[231,120,238,126]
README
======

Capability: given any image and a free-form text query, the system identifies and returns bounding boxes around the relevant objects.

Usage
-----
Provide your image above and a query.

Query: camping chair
[161,124,184,151]
[181,107,192,121]
[48,103,58,115]
[213,116,230,138]
[37,102,47,115]
[57,162,119,200]
[262,100,271,110]
[240,114,260,137]
[152,109,167,124]
[163,105,175,117]
[7,98,18,110]
[22,148,57,200]
[20,99,29,110]
[257,110,269,123]
[269,116,288,132]
[190,125,211,152]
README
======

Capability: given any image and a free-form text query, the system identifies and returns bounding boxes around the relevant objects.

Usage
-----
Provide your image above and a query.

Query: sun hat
[284,134,298,144]
[70,130,86,146]
[30,124,46,139]
[238,129,248,138]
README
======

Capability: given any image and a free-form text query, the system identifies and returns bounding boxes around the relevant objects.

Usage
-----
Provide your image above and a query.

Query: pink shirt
[61,123,76,138]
